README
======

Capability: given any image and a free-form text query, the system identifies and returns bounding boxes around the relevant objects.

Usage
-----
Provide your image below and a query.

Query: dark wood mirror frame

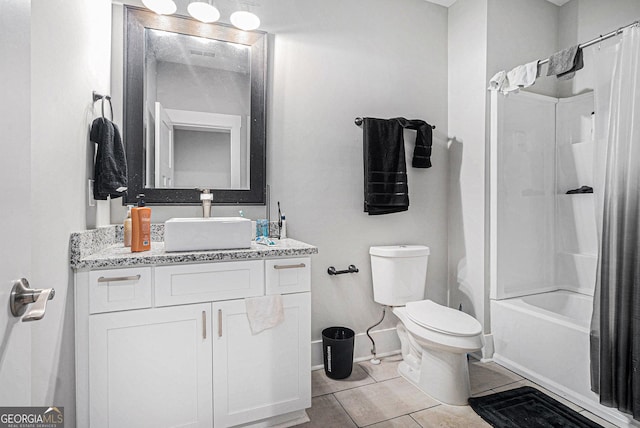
[123,6,267,205]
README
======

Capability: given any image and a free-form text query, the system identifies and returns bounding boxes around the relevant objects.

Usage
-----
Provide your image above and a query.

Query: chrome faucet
[199,188,213,218]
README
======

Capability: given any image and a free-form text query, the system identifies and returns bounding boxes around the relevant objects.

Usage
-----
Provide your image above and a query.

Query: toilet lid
[405,300,482,337]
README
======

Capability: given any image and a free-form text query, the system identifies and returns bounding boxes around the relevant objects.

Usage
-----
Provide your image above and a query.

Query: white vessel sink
[164,217,252,252]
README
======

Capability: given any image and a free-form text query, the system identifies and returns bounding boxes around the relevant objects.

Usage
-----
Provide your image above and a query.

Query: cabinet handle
[97,275,141,283]
[202,311,207,340]
[273,263,306,270]
[218,309,222,337]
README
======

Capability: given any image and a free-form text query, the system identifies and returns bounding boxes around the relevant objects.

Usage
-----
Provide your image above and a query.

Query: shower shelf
[557,193,595,196]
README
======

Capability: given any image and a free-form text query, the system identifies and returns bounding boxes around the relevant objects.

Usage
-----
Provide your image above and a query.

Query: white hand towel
[504,60,540,94]
[245,295,284,334]
[488,70,507,91]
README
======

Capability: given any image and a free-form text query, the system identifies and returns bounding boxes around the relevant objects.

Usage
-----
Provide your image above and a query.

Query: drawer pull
[97,274,141,283]
[273,263,306,270]
[218,309,222,337]
[202,311,207,340]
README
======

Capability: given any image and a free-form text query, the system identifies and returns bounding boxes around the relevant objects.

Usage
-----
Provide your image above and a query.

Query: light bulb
[187,2,220,23]
[141,0,177,15]
[230,11,260,31]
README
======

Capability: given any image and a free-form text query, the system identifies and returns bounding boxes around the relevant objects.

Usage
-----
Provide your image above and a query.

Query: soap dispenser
[131,194,151,252]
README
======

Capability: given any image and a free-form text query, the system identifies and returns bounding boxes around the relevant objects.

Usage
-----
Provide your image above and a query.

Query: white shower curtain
[590,24,640,419]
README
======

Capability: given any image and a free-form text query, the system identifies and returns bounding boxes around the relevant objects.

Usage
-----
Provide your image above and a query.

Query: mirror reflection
[144,29,251,190]
[123,6,267,205]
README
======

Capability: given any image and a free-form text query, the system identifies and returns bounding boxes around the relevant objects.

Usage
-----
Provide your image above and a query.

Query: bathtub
[491,290,635,427]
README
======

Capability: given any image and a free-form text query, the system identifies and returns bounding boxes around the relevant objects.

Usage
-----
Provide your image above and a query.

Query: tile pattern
[305,356,620,428]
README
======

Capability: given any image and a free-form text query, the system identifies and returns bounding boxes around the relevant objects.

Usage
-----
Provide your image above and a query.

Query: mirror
[124,6,267,205]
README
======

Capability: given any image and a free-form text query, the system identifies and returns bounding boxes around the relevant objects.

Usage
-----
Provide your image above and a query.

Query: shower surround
[488,90,635,427]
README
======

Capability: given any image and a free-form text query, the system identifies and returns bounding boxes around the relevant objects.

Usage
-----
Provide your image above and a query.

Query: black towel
[90,117,127,200]
[393,117,433,168]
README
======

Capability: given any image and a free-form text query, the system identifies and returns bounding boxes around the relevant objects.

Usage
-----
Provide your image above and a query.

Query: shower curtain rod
[538,20,639,65]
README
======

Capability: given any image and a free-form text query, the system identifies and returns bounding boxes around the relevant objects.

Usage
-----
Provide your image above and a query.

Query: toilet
[370,245,483,405]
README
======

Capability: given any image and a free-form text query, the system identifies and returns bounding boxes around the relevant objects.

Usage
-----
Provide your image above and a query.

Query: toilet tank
[370,245,430,306]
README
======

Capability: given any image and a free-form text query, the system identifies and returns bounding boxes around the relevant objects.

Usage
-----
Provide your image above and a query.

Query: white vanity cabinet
[213,293,310,427]
[75,257,311,428]
[88,304,213,428]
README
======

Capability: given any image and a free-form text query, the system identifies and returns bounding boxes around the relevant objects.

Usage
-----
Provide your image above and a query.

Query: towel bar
[355,117,435,130]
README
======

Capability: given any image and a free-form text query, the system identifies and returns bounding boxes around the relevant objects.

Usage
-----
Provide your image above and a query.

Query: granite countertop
[70,225,318,270]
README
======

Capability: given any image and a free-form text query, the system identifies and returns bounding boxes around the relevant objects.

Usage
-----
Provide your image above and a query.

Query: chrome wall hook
[10,278,55,322]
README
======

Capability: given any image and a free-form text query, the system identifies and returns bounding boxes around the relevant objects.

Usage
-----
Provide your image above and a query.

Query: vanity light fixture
[187,1,221,23]
[230,10,260,31]
[141,0,177,15]
[142,0,260,31]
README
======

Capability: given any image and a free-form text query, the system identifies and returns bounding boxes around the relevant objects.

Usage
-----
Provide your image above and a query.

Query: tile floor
[301,355,619,428]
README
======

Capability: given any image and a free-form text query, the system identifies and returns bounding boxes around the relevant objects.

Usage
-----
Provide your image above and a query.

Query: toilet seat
[405,300,482,337]
[392,305,483,354]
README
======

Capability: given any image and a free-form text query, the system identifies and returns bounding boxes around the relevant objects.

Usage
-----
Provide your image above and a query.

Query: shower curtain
[590,24,640,419]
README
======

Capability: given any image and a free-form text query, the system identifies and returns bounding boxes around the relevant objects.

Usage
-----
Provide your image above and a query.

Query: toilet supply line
[366,306,387,365]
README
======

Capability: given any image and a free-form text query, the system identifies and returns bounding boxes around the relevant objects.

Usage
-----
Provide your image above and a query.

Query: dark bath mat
[468,386,602,428]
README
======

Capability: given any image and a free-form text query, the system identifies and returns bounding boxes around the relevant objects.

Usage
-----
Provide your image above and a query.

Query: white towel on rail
[488,70,507,91]
[503,60,540,94]
[245,294,284,334]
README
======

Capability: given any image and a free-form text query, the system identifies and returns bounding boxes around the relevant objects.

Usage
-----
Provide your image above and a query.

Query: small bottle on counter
[131,194,151,252]
[123,206,132,247]
[280,214,286,239]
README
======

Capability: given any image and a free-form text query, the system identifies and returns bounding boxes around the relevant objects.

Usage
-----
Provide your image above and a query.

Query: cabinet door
[213,293,311,427]
[89,304,212,428]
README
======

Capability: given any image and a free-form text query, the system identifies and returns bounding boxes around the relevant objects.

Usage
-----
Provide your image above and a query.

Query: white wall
[0,0,32,406]
[448,0,559,347]
[447,0,489,335]
[262,0,450,348]
[30,0,112,425]
[487,0,559,98]
[173,129,231,188]
[558,0,640,97]
[156,62,250,114]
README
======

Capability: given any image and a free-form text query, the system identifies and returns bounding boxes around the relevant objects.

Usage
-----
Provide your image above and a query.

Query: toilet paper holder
[327,265,359,275]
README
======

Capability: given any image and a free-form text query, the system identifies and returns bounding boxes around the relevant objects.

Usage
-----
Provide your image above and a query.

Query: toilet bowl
[370,245,483,405]
[393,302,483,405]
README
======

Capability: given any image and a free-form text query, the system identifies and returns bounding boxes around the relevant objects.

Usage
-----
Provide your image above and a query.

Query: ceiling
[426,0,571,7]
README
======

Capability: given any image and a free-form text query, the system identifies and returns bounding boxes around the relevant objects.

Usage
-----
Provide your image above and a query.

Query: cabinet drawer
[155,260,264,306]
[265,258,310,294]
[89,267,152,314]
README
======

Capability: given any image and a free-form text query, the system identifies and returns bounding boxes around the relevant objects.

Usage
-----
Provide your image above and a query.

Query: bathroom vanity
[70,226,317,428]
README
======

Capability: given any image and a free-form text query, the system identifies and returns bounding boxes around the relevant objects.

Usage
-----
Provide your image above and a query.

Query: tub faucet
[198,188,213,218]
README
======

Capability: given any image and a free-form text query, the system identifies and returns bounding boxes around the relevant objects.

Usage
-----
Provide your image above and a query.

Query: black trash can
[322,327,355,379]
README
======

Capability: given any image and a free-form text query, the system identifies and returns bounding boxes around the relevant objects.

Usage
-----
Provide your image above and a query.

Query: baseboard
[311,327,400,369]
